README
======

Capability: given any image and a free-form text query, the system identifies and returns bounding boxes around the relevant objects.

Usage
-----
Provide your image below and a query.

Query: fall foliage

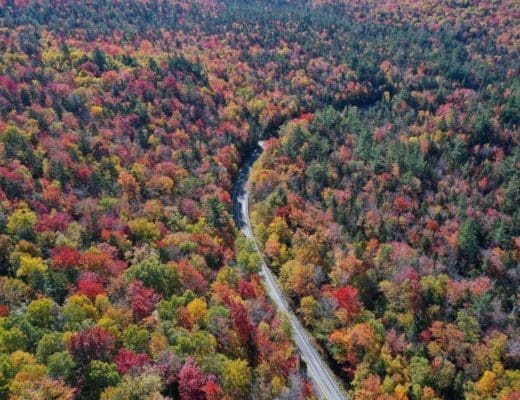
[0,0,518,399]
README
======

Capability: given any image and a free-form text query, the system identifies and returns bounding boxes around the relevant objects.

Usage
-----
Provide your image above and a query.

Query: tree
[47,352,76,381]
[128,218,160,244]
[332,285,362,317]
[118,170,140,199]
[50,246,81,270]
[280,260,319,299]
[328,323,376,365]
[69,327,116,365]
[173,330,217,358]
[205,196,227,228]
[458,218,480,268]
[125,255,177,297]
[86,360,121,399]
[306,162,328,194]
[409,356,431,387]
[264,232,290,271]
[176,260,208,296]
[100,369,163,400]
[428,321,467,360]
[114,349,150,374]
[0,326,27,354]
[230,300,254,345]
[353,374,392,400]
[92,48,107,72]
[300,296,319,326]
[7,204,36,241]
[127,280,162,321]
[471,111,493,145]
[202,379,224,400]
[455,310,480,343]
[431,358,456,390]
[77,272,105,300]
[16,255,47,288]
[9,375,75,400]
[235,237,262,275]
[178,358,206,400]
[475,370,496,397]
[121,324,150,354]
[60,295,98,331]
[187,297,208,325]
[36,332,64,363]
[221,358,251,399]
[26,298,56,328]
[0,125,30,161]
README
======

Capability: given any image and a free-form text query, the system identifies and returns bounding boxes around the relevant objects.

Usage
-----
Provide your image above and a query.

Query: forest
[0,0,518,399]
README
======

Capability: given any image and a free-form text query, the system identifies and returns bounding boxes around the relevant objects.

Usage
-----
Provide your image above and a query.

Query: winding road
[232,143,347,400]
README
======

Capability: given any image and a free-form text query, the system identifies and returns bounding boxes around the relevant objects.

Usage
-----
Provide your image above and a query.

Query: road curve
[232,143,347,400]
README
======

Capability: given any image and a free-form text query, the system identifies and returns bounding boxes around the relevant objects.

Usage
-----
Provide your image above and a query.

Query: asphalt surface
[232,143,347,400]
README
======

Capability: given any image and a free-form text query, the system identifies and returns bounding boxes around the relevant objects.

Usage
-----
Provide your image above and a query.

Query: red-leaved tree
[51,246,81,270]
[77,272,105,300]
[114,348,151,374]
[332,285,362,316]
[69,326,115,364]
[128,280,162,321]
[178,358,206,400]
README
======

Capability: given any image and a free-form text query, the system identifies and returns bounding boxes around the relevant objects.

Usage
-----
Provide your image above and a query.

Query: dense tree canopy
[0,0,518,399]
[246,1,519,399]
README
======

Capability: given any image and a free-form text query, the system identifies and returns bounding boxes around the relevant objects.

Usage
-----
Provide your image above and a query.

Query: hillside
[0,1,518,399]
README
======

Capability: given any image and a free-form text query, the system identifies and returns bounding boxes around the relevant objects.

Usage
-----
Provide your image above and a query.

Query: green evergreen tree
[458,218,480,269]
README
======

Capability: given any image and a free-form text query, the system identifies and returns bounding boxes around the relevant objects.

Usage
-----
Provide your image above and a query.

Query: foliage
[0,0,517,399]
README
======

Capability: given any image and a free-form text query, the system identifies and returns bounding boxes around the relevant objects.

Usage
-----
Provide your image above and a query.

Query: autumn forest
[0,1,518,399]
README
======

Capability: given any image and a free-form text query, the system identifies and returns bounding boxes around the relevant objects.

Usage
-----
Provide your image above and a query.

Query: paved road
[232,143,347,400]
